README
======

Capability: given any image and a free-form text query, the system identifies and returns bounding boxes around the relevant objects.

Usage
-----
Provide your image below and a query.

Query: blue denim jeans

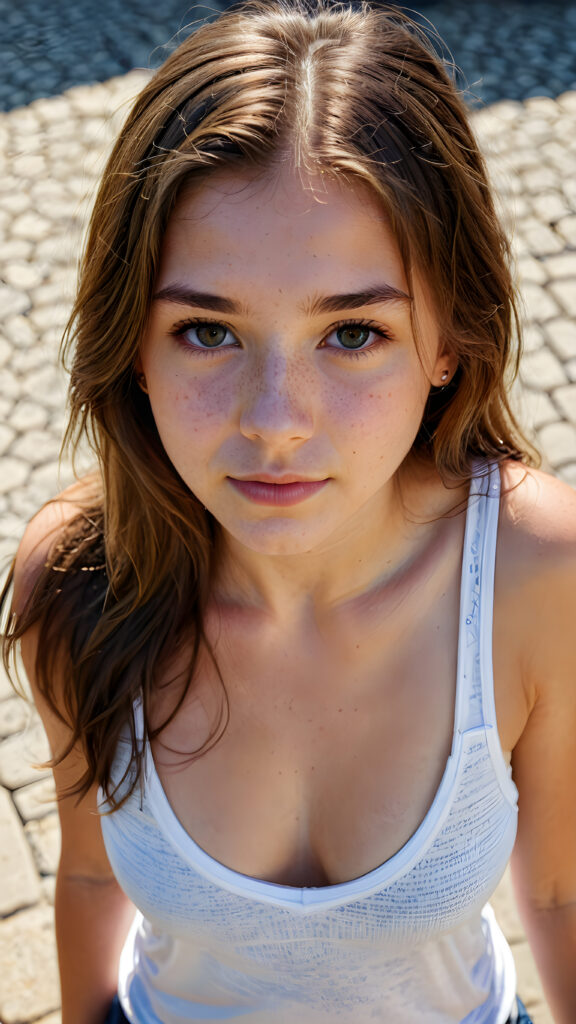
[104,996,129,1023]
[104,994,534,1023]
[509,996,534,1023]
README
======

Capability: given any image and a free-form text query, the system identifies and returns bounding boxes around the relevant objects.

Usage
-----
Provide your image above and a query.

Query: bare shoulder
[499,459,576,559]
[497,460,576,690]
[13,472,101,615]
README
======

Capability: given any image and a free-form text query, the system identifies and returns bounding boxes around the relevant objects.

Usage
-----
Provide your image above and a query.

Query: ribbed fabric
[100,461,519,1023]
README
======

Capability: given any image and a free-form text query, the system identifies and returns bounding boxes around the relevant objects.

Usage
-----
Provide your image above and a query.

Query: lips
[227,475,330,507]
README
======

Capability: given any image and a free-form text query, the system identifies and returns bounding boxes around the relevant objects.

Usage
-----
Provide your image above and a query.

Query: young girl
[3,2,576,1022]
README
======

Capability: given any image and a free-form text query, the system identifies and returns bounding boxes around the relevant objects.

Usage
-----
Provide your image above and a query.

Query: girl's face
[139,167,454,557]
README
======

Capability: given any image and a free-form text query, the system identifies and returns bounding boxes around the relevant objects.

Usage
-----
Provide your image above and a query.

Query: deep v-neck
[131,462,513,908]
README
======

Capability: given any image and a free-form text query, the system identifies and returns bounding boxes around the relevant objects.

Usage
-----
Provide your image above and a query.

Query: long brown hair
[2,0,534,805]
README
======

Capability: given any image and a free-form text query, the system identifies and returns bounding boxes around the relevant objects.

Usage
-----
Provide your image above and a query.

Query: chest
[150,557,470,887]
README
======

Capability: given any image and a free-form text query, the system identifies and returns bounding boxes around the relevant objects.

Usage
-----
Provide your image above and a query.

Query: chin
[222,517,330,557]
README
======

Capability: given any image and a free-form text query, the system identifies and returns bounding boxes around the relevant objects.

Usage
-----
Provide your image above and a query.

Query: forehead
[157,166,409,296]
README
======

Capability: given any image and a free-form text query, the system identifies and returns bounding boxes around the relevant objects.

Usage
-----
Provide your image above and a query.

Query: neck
[212,464,466,626]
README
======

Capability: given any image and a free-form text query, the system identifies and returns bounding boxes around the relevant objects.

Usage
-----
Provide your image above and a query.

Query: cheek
[149,371,235,439]
[328,364,429,439]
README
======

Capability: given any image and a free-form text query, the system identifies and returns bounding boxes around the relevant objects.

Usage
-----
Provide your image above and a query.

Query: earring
[136,372,149,394]
[436,369,451,391]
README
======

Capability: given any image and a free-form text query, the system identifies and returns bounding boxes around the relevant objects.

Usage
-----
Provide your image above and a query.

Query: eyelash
[169,317,393,358]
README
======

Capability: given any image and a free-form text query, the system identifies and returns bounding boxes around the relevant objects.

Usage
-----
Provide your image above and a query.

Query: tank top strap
[454,460,501,734]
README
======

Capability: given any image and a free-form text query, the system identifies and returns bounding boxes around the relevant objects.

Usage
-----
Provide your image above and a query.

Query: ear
[132,357,149,395]
[430,342,458,389]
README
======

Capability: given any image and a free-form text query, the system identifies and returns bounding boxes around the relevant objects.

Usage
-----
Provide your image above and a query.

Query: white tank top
[100,461,519,1023]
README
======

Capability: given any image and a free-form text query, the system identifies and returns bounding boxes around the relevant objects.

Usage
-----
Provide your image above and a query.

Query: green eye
[195,324,228,347]
[336,325,371,349]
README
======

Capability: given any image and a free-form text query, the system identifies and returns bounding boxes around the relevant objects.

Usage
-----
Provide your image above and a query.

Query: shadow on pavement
[0,0,575,112]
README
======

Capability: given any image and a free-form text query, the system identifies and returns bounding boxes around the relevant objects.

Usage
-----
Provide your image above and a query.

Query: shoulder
[13,473,102,616]
[498,460,576,572]
[496,460,576,690]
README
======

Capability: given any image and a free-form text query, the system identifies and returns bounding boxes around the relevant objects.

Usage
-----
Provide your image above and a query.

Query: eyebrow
[152,283,412,315]
[305,285,412,315]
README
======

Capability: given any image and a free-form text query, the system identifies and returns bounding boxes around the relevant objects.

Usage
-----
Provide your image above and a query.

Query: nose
[239,348,314,446]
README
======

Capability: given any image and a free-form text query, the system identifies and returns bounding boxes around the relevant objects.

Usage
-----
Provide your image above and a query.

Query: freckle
[294,769,299,774]
[338,707,343,713]
[310,765,315,771]
[278,770,283,775]
[353,707,358,713]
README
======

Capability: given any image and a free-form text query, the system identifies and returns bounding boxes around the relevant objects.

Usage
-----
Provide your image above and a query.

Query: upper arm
[12,484,115,882]
[503,468,576,912]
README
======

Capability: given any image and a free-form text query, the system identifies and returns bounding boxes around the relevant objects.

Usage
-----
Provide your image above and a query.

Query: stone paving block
[0,509,33,543]
[543,317,576,361]
[2,312,38,348]
[0,784,41,914]
[520,281,561,323]
[558,90,576,113]
[0,721,51,789]
[566,358,576,383]
[0,190,30,215]
[0,456,29,493]
[539,139,576,177]
[0,660,15,701]
[548,279,576,319]
[0,422,16,455]
[10,399,50,433]
[531,190,572,224]
[25,812,61,876]
[20,366,67,408]
[552,384,576,424]
[13,775,57,821]
[1,369,23,402]
[539,420,576,467]
[0,904,59,1024]
[0,695,29,738]
[518,218,565,256]
[12,152,48,180]
[556,214,576,245]
[516,255,548,287]
[0,282,31,319]
[521,324,545,354]
[0,334,11,368]
[522,166,563,194]
[520,348,567,390]
[2,261,46,291]
[10,430,62,468]
[544,253,576,279]
[31,461,71,496]
[12,211,54,243]
[41,874,56,907]
[516,389,557,432]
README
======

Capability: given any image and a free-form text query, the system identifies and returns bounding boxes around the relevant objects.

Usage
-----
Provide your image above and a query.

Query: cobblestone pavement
[1,2,576,1021]
[1,0,576,112]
